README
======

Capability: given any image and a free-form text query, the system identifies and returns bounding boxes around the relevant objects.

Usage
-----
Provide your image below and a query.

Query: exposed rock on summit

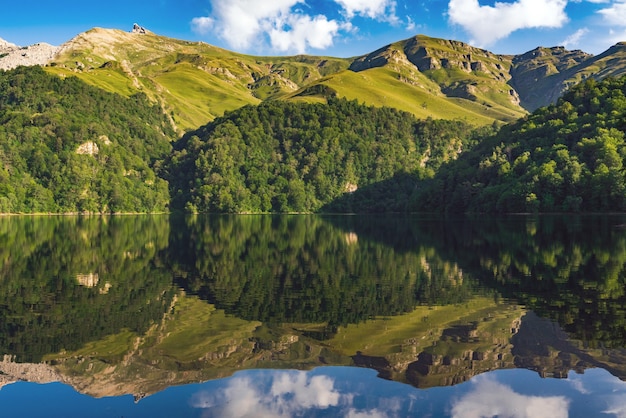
[0,37,18,53]
[0,355,63,389]
[0,38,59,70]
[132,23,151,34]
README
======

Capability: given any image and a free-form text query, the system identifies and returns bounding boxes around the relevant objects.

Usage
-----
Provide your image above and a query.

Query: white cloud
[604,394,626,418]
[190,17,215,35]
[334,0,398,21]
[598,1,626,26]
[190,0,408,53]
[406,16,417,31]
[191,0,340,53]
[450,375,570,418]
[561,27,590,48]
[268,14,340,53]
[448,0,569,46]
[345,409,391,418]
[270,372,341,409]
[191,0,403,53]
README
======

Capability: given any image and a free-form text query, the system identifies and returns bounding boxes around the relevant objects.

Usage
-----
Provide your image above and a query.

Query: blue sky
[1,0,625,56]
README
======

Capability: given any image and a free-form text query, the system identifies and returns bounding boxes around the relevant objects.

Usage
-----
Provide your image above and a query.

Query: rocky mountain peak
[0,37,18,53]
[0,40,59,71]
[132,23,151,35]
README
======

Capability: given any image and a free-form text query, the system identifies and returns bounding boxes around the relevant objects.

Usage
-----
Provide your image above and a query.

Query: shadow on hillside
[319,172,418,213]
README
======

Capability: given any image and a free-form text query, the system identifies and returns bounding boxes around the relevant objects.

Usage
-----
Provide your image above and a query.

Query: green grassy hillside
[46,28,351,131]
[41,28,626,131]
[45,29,535,130]
[289,66,521,125]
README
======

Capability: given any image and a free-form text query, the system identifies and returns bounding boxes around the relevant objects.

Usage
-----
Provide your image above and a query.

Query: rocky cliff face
[0,39,58,71]
[349,35,626,111]
[509,46,592,110]
[0,355,63,389]
[348,35,524,116]
[0,37,18,53]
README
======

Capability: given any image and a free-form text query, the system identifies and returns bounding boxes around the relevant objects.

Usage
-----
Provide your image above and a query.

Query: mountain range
[2,25,626,131]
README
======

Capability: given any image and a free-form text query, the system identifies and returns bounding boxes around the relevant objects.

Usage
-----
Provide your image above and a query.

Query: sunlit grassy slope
[45,29,626,131]
[289,68,521,125]
[320,297,518,357]
[47,28,351,131]
[45,28,532,131]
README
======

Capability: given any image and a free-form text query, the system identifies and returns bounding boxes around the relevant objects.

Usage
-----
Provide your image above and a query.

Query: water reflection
[450,374,569,418]
[191,371,342,417]
[0,215,174,362]
[1,214,626,415]
[170,215,477,328]
[4,367,626,417]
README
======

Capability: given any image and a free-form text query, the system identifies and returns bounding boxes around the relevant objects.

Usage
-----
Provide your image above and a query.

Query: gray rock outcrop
[0,38,59,70]
[132,23,151,35]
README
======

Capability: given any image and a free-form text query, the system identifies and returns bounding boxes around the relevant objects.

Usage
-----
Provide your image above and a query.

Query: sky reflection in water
[3,215,626,417]
[3,366,626,417]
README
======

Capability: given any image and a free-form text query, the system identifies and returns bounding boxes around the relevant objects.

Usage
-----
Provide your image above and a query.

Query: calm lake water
[1,214,626,417]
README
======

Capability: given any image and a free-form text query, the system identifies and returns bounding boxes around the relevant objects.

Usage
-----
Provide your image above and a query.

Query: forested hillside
[0,66,175,213]
[165,98,481,213]
[3,65,626,214]
[411,76,626,213]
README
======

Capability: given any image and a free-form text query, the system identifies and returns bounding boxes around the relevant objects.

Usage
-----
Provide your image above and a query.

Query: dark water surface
[1,214,626,417]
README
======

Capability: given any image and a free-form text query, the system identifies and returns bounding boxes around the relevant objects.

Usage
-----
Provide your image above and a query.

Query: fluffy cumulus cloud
[598,1,626,26]
[268,14,340,52]
[191,0,334,53]
[450,375,570,418]
[191,0,400,53]
[448,0,569,46]
[188,370,414,417]
[335,0,398,21]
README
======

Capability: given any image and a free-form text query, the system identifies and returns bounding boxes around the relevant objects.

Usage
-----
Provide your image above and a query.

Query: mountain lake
[0,214,625,417]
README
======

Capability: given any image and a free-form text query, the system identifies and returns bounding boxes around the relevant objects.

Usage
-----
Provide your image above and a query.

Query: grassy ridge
[46,28,535,131]
[295,67,521,124]
[48,28,352,131]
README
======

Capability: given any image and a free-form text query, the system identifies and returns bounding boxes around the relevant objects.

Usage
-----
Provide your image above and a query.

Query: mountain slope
[410,75,626,213]
[4,26,626,130]
[510,46,599,110]
[165,98,479,213]
[344,35,525,121]
[0,66,174,213]
[44,28,530,128]
[46,27,351,131]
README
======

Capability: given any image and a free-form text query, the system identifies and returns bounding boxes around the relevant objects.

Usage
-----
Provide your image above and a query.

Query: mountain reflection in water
[1,214,626,417]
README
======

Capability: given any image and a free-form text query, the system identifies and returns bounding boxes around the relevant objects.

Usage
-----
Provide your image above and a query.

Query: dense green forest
[0,66,175,213]
[411,76,626,213]
[3,66,626,214]
[165,99,481,213]
[409,215,626,346]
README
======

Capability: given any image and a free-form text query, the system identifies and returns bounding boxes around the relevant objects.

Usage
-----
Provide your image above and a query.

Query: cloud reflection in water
[450,375,570,418]
[190,370,357,418]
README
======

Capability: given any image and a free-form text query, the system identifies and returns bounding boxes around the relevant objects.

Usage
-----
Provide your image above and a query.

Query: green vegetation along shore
[2,65,626,214]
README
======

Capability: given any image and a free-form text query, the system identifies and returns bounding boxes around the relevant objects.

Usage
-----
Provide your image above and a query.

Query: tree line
[2,66,626,213]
